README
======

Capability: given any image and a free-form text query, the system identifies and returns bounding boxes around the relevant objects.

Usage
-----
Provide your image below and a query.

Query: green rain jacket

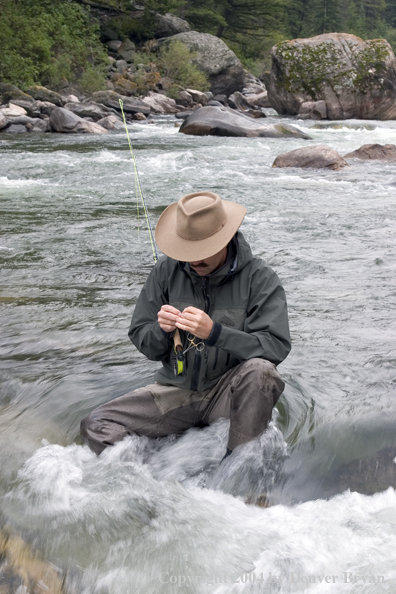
[129,232,291,392]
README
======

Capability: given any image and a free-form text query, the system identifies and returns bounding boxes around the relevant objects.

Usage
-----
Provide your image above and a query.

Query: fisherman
[80,192,291,459]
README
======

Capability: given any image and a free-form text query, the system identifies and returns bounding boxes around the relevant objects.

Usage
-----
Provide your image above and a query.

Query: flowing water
[1,114,396,593]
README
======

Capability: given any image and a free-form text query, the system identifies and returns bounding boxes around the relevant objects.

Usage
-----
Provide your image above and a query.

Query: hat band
[176,217,227,242]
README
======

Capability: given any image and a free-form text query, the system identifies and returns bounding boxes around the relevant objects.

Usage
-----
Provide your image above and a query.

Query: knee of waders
[238,358,285,406]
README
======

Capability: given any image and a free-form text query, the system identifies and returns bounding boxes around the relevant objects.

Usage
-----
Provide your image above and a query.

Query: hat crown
[176,192,227,241]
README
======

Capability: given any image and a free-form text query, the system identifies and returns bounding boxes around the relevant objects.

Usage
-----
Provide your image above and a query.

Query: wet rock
[269,33,396,120]
[1,124,27,134]
[49,107,108,134]
[134,112,147,120]
[30,119,50,133]
[90,91,150,115]
[154,12,190,38]
[0,528,66,594]
[25,85,63,106]
[96,115,124,130]
[117,39,136,63]
[299,100,327,120]
[344,143,396,161]
[161,32,244,96]
[272,144,348,170]
[179,105,311,138]
[64,101,114,121]
[0,83,34,104]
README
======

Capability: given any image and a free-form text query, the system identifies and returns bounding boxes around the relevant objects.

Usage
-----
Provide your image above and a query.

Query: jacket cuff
[160,328,175,342]
[206,322,222,347]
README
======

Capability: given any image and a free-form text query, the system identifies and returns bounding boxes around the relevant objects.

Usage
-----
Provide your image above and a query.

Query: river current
[1,114,396,593]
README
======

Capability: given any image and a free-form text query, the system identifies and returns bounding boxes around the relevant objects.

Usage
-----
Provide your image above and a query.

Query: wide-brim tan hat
[155,191,247,261]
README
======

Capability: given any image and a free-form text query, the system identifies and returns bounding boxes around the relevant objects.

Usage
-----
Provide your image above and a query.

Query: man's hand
[175,306,214,340]
[157,305,181,333]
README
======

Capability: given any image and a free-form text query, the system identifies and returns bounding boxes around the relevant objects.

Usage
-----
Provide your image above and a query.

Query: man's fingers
[161,305,181,315]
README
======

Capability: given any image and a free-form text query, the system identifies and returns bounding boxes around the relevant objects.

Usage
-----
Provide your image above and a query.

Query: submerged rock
[179,106,311,138]
[0,528,66,594]
[49,107,108,134]
[344,143,396,161]
[269,33,396,120]
[272,145,348,169]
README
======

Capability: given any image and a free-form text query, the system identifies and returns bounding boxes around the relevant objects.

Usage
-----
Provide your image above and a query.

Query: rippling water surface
[1,115,396,593]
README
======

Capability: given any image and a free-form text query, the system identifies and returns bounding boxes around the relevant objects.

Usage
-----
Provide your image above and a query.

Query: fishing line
[119,99,158,263]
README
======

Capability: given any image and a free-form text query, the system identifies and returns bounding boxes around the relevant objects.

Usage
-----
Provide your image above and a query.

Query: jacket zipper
[190,277,210,391]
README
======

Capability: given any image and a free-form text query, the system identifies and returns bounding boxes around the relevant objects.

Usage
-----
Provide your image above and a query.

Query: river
[1,114,396,593]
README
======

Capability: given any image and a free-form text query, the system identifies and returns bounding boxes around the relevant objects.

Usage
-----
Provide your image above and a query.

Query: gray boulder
[64,101,115,121]
[117,39,136,63]
[269,33,396,120]
[25,86,63,106]
[344,143,396,161]
[90,91,151,115]
[30,119,50,133]
[162,32,244,96]
[49,107,108,134]
[179,105,311,138]
[154,13,190,38]
[272,145,348,170]
[96,115,125,130]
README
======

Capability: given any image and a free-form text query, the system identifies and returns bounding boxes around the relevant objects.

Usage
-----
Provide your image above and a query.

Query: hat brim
[155,200,247,261]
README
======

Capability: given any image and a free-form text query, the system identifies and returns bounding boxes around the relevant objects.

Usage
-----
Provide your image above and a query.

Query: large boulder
[268,33,396,120]
[272,145,348,170]
[154,13,190,38]
[344,143,396,161]
[0,83,34,104]
[25,86,63,106]
[49,107,108,134]
[90,91,151,115]
[161,32,244,96]
[117,39,136,63]
[179,105,311,138]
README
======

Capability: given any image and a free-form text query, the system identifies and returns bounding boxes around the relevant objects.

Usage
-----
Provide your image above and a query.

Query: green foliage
[0,0,108,89]
[158,40,210,90]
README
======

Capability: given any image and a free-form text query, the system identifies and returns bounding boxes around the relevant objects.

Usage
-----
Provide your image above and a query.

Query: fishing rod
[119,99,184,375]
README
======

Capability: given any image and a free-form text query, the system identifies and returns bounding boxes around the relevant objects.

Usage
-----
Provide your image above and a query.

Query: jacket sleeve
[128,261,173,361]
[207,264,291,365]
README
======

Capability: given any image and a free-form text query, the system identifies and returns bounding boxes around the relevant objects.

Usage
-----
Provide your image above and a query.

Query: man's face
[189,246,228,276]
